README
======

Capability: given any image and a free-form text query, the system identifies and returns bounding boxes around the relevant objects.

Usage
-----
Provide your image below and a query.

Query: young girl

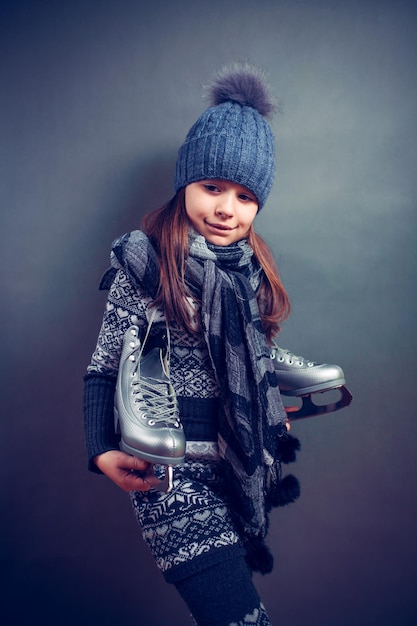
[84,64,303,626]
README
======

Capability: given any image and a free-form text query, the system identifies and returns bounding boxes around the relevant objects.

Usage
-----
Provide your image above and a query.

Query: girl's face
[185,179,258,246]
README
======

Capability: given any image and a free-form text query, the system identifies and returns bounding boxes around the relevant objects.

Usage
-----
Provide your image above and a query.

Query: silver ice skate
[271,343,352,420]
[115,324,185,493]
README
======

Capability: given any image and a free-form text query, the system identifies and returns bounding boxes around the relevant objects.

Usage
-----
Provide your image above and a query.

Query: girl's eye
[239,194,255,203]
[204,184,220,192]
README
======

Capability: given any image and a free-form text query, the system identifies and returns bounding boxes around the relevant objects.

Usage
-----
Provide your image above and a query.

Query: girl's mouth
[206,221,235,231]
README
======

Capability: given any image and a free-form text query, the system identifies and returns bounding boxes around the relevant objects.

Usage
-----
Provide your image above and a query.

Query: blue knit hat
[174,63,276,210]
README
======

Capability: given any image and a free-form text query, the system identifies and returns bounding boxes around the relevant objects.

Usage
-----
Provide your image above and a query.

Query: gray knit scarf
[106,229,300,573]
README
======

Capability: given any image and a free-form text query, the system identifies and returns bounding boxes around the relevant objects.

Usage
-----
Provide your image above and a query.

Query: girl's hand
[93,450,153,492]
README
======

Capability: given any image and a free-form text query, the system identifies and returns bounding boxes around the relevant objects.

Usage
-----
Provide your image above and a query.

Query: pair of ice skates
[114,327,352,493]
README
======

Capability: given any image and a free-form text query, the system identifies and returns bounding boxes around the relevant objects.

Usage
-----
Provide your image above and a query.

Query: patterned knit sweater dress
[84,267,247,584]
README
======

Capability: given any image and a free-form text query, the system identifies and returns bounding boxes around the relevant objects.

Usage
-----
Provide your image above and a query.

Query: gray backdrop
[1,1,416,624]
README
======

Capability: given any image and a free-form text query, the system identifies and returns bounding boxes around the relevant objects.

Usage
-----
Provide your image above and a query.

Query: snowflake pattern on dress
[130,461,242,574]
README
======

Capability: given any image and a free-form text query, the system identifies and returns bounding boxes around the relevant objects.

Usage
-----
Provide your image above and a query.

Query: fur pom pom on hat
[174,63,277,210]
[207,62,277,116]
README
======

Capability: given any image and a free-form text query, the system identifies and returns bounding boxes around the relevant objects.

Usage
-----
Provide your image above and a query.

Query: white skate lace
[129,309,180,427]
[132,377,180,427]
[271,345,315,367]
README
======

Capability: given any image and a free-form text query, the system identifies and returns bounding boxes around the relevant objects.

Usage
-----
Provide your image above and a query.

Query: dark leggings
[174,554,272,626]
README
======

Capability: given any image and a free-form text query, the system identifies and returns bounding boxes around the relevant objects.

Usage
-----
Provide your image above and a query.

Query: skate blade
[142,464,174,493]
[286,385,353,421]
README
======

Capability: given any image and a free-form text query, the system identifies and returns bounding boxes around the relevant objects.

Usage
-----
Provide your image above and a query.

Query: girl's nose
[215,192,234,216]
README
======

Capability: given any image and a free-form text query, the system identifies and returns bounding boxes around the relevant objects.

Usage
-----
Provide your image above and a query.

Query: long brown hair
[141,189,290,341]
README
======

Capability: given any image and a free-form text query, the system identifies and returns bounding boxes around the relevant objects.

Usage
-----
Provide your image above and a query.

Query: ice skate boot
[271,343,352,420]
[114,324,185,493]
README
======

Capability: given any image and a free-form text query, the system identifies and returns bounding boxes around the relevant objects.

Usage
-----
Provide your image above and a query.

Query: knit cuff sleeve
[83,373,119,473]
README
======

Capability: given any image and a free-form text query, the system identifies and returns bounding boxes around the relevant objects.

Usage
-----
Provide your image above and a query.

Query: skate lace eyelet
[148,419,156,426]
